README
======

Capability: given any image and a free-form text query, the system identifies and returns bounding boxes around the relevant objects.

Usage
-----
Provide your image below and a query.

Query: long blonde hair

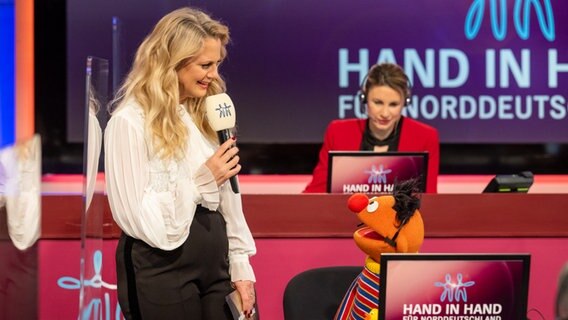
[112,7,229,159]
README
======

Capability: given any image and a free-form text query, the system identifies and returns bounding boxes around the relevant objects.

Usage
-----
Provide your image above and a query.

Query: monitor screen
[378,253,531,320]
[326,151,427,194]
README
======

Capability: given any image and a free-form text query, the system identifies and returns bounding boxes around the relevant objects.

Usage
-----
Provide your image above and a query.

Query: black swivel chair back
[283,266,362,320]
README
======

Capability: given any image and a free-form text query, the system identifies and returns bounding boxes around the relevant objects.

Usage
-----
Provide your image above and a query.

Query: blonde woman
[105,7,256,319]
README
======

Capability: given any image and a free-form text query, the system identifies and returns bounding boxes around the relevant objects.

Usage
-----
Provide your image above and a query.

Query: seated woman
[303,62,439,193]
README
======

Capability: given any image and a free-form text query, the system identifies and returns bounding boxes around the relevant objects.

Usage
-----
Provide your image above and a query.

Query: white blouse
[104,99,256,282]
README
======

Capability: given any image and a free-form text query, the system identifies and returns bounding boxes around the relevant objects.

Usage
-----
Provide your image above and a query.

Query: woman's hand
[233,280,256,318]
[205,139,241,187]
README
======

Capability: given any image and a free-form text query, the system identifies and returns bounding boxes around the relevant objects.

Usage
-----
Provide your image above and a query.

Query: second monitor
[326,151,428,194]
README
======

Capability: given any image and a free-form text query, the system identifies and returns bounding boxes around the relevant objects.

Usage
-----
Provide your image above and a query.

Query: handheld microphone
[205,93,239,193]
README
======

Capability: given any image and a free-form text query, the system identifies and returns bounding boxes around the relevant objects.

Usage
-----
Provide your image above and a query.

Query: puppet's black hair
[392,177,422,225]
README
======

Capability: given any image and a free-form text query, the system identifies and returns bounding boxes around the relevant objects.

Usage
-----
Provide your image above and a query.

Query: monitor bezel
[378,252,531,320]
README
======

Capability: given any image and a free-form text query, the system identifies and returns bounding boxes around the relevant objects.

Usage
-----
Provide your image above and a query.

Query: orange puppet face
[347,193,424,263]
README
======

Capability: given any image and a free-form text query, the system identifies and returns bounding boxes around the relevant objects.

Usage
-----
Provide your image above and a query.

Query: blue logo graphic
[434,273,476,302]
[58,250,123,320]
[215,103,233,118]
[465,0,555,41]
[364,164,392,184]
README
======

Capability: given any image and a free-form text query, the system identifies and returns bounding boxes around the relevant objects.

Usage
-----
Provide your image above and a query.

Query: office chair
[283,266,362,320]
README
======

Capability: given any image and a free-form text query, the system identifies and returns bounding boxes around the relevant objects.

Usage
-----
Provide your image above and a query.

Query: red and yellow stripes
[334,266,380,320]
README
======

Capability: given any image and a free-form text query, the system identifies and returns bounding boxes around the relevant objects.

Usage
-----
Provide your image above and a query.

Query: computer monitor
[326,151,428,194]
[378,253,531,320]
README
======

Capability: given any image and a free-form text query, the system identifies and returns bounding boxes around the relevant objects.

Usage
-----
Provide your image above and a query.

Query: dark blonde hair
[362,63,411,105]
[113,7,229,159]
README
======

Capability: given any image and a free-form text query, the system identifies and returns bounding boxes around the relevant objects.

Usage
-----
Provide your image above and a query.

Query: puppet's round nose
[347,193,368,213]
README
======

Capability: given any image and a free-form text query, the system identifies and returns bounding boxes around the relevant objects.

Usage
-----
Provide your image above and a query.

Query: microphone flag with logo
[205,93,240,193]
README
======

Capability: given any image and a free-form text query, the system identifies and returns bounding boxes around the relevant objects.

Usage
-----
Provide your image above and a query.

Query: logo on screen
[215,103,233,118]
[364,164,392,184]
[465,0,555,41]
[434,273,476,302]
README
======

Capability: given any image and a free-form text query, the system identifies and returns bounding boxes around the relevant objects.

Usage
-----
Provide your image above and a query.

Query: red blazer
[303,117,439,193]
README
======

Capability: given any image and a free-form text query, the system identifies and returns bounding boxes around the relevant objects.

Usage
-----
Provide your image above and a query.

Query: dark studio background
[35,0,568,176]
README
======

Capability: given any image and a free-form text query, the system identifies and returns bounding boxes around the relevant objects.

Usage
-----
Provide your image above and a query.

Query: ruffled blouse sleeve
[218,183,257,282]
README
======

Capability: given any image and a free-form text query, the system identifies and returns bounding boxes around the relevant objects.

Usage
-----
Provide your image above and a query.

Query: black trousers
[115,205,234,320]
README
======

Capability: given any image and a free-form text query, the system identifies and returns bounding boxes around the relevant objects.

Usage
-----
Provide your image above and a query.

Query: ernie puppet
[334,179,425,320]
